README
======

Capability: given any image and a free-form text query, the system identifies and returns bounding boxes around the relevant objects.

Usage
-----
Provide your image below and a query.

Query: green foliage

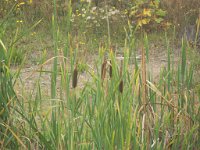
[77,62,88,73]
[9,47,24,65]
[0,39,18,150]
[128,0,169,31]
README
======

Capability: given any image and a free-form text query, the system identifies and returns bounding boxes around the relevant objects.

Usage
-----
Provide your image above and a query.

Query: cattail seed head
[101,58,107,81]
[72,64,78,88]
[109,60,112,78]
[119,80,123,93]
[119,60,123,93]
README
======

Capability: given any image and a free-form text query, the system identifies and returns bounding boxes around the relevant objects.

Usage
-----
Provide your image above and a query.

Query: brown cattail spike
[72,64,78,88]
[101,58,107,81]
[119,80,123,93]
[119,60,123,93]
[109,60,112,78]
[109,46,114,78]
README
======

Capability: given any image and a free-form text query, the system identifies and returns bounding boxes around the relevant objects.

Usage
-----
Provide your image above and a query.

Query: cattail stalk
[141,47,147,106]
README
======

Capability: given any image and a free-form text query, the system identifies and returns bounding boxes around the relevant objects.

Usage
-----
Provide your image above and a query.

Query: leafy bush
[127,0,169,32]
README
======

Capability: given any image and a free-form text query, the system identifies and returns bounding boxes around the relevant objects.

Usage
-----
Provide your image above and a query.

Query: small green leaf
[155,17,164,23]
[156,9,166,17]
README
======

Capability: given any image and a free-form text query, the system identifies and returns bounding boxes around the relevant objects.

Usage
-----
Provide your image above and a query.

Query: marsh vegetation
[0,0,200,149]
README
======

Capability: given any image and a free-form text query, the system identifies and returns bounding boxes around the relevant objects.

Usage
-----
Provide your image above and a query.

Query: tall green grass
[0,1,199,149]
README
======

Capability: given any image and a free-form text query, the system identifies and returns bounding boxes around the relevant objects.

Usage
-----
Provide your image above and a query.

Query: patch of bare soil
[148,44,181,80]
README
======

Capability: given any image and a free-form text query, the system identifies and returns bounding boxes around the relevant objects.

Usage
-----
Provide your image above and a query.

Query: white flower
[99,8,104,13]
[96,23,100,27]
[107,10,120,16]
[86,16,91,20]
[72,14,75,18]
[91,7,97,11]
[115,10,120,14]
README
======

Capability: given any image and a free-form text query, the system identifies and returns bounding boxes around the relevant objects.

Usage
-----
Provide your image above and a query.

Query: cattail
[119,80,123,93]
[101,58,107,81]
[110,45,116,54]
[109,60,112,78]
[119,60,123,93]
[109,45,115,78]
[72,64,78,88]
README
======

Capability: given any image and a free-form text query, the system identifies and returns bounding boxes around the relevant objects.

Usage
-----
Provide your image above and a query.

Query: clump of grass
[0,34,22,149]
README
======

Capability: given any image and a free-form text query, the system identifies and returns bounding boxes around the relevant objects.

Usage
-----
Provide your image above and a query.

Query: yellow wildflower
[17,2,25,7]
[143,8,151,17]
[16,20,23,23]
